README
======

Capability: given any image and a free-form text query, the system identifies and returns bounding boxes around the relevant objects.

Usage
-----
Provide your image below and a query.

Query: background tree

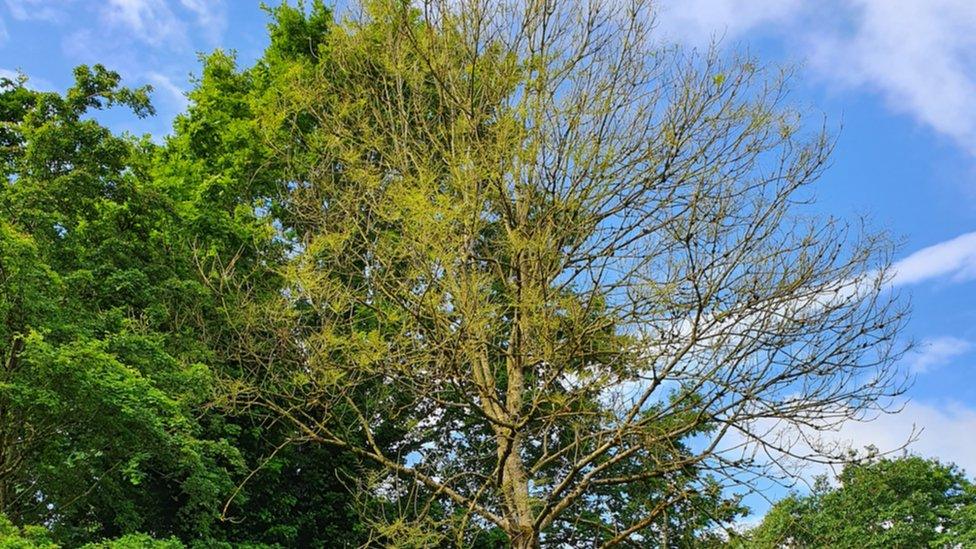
[0,67,247,543]
[743,456,976,548]
[154,2,379,545]
[0,3,378,545]
[0,513,183,548]
[232,0,910,546]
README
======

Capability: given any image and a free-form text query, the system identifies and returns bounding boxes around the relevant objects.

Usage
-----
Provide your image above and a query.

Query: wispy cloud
[6,0,226,48]
[807,0,976,154]
[730,399,976,489]
[98,0,226,48]
[146,71,187,111]
[177,0,226,44]
[839,400,976,475]
[101,0,189,49]
[892,231,976,286]
[5,0,70,23]
[907,336,971,374]
[654,0,802,48]
[657,0,976,155]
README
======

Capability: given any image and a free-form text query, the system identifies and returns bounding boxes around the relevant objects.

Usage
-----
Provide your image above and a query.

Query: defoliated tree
[228,0,909,546]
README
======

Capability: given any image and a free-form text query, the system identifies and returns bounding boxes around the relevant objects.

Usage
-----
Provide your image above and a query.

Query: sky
[652,0,976,482]
[2,0,976,505]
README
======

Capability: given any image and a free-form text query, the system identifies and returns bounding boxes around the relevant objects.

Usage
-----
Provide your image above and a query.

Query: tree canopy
[223,0,907,545]
[743,456,976,548]
[0,0,963,547]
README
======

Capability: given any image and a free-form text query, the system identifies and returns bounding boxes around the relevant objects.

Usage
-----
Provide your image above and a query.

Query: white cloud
[5,0,70,23]
[101,0,188,49]
[178,0,226,43]
[838,400,976,475]
[146,71,187,111]
[723,399,976,492]
[654,0,802,48]
[807,0,976,154]
[657,0,976,155]
[906,336,971,374]
[92,0,227,50]
[6,0,225,48]
[892,231,976,286]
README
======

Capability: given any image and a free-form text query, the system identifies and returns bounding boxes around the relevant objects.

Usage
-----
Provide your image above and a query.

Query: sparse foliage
[228,0,911,546]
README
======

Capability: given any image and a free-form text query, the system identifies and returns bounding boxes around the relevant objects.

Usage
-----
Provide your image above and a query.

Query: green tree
[0,512,57,548]
[744,456,976,548]
[0,66,239,543]
[0,3,382,545]
[0,512,184,548]
[153,2,375,545]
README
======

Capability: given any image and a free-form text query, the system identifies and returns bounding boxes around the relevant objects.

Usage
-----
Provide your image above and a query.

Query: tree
[744,456,976,548]
[0,67,240,543]
[0,512,183,548]
[0,4,387,545]
[153,2,378,546]
[230,0,909,546]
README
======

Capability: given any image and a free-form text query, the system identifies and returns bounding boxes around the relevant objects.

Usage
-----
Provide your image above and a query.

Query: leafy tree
[0,513,183,548]
[743,456,976,548]
[0,3,375,545]
[0,511,57,548]
[153,2,374,546]
[228,0,909,546]
[0,66,239,543]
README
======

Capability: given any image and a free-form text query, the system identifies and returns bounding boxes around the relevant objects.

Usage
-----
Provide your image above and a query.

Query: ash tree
[227,0,911,546]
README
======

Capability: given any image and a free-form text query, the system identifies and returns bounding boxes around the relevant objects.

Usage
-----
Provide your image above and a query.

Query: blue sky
[652,0,976,481]
[3,0,976,491]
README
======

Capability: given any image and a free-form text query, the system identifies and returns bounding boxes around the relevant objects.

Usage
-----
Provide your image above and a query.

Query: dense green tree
[743,456,976,548]
[152,2,377,546]
[0,513,183,548]
[0,66,245,543]
[0,3,375,545]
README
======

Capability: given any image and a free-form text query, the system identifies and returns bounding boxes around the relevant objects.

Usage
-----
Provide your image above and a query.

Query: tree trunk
[509,526,540,549]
